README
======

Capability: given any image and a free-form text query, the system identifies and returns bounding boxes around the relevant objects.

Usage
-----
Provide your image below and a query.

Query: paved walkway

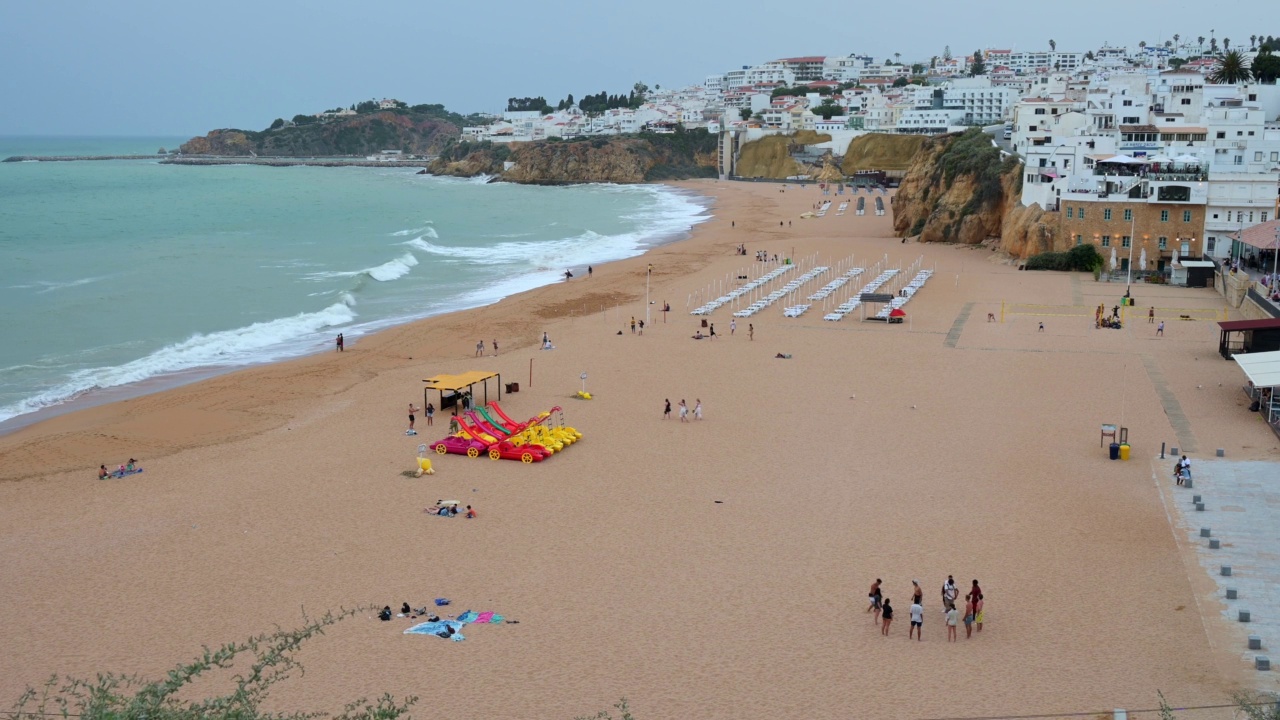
[1141,354,1199,454]
[1162,458,1280,688]
[944,302,973,348]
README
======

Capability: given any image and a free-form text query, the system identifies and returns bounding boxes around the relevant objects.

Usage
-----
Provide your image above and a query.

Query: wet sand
[2,179,1275,719]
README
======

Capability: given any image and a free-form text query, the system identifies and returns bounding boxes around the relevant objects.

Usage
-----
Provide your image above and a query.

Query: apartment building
[777,57,827,83]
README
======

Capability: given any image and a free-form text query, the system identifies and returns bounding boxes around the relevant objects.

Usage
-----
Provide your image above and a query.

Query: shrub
[7,608,416,720]
[1025,244,1103,272]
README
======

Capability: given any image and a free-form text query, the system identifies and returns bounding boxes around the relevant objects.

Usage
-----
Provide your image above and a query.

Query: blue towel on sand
[404,620,465,636]
[457,610,479,623]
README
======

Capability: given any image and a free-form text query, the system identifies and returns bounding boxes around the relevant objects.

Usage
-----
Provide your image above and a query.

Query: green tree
[1173,33,1180,47]
[1049,39,1056,52]
[1209,50,1252,83]
[912,63,925,74]
[1168,57,1188,70]
[1198,36,1205,52]
[1251,48,1280,82]
[970,49,986,76]
[739,107,752,120]
[1251,34,1258,49]
[1224,37,1231,52]
[813,99,841,118]
[291,114,315,126]
[269,118,285,130]
[943,45,951,60]
[892,77,909,87]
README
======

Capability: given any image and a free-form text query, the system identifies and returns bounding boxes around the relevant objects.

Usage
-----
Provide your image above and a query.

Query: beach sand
[2,179,1276,719]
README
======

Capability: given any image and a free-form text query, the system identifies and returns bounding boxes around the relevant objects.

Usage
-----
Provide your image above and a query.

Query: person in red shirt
[465,505,476,519]
[967,579,982,606]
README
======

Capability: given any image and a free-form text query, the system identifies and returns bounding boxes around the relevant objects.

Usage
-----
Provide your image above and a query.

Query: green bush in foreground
[1025,243,1103,272]
[8,608,416,720]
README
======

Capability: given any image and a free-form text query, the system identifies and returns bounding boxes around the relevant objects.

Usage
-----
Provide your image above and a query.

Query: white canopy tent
[1235,350,1280,425]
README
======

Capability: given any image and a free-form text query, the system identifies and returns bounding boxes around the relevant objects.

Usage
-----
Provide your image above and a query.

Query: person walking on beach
[909,599,924,641]
[694,399,702,420]
[709,323,716,340]
[946,603,958,642]
[1038,322,1044,332]
[911,580,923,607]
[630,317,636,334]
[588,266,593,277]
[425,402,434,426]
[475,340,485,357]
[336,333,344,352]
[748,323,754,341]
[492,339,499,355]
[679,399,689,422]
[867,579,883,620]
[1112,304,1120,319]
[966,579,982,608]
[1156,321,1164,336]
[1149,306,1156,323]
[638,320,644,335]
[407,404,419,435]
[880,599,894,635]
[730,319,736,336]
[663,399,672,420]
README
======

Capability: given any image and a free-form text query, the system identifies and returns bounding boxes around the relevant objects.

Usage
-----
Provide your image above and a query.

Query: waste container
[1109,442,1120,460]
[1119,443,1130,460]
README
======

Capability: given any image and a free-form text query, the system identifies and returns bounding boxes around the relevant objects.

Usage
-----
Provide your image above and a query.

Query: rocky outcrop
[891,129,1061,259]
[427,131,719,184]
[180,111,459,157]
[734,131,832,179]
[841,134,927,173]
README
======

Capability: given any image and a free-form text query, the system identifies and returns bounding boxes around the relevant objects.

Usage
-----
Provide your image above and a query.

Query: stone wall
[1059,199,1206,270]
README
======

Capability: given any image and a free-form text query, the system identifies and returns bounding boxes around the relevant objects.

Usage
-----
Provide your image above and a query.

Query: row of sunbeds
[871,269,934,320]
[822,269,900,322]
[690,266,794,316]
[737,266,829,318]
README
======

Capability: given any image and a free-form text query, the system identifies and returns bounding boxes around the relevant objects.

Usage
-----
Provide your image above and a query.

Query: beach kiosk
[1218,318,1280,359]
[423,370,501,416]
[1232,350,1280,438]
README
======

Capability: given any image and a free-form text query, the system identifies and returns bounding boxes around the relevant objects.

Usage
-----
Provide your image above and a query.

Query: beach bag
[435,598,451,606]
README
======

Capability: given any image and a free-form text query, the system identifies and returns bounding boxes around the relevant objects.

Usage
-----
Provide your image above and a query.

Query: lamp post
[645,263,652,329]
[1126,211,1136,292]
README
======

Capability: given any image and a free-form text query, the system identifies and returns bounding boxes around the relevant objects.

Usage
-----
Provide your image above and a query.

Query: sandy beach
[2,178,1276,719]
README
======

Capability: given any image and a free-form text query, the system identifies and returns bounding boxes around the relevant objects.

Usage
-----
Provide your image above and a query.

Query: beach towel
[434,598,451,606]
[404,619,465,636]
[457,610,479,623]
[489,614,504,624]
[474,611,495,624]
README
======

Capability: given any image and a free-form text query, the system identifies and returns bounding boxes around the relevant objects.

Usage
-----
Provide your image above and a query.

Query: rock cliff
[180,111,459,157]
[427,131,719,184]
[891,128,1061,258]
[734,130,832,179]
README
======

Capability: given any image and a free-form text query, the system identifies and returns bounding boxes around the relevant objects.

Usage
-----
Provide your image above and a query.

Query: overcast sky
[0,0,1269,136]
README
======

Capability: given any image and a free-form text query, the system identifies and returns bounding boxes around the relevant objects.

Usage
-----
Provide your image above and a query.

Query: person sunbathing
[98,465,110,480]
[692,332,705,339]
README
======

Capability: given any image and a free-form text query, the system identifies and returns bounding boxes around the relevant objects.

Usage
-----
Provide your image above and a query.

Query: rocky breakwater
[891,128,1061,259]
[427,130,719,184]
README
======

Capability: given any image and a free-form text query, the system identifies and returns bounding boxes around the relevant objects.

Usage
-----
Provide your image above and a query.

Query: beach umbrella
[1171,247,1179,267]
[1110,246,1118,272]
[1139,247,1147,271]
[889,307,907,317]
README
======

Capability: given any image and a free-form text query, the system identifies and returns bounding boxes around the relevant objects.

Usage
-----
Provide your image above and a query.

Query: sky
[0,0,1271,136]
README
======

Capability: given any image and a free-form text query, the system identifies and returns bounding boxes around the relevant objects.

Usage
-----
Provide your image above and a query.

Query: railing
[1247,287,1280,318]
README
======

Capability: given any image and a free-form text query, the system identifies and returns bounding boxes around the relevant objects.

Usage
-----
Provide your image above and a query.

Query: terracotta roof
[1234,219,1280,250]
[1120,124,1159,132]
[1220,318,1280,332]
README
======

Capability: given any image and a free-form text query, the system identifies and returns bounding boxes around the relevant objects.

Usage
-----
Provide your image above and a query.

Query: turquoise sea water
[0,137,709,427]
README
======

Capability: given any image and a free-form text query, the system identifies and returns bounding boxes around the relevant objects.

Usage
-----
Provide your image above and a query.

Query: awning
[1219,318,1280,332]
[423,371,501,392]
[1235,350,1280,388]
[1173,154,1201,163]
[1234,219,1280,250]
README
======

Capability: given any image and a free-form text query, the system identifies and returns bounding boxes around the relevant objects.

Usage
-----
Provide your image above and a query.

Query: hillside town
[443,37,1280,281]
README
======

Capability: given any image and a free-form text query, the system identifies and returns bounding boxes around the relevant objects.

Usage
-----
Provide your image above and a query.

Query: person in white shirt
[909,601,924,641]
[942,575,958,610]
[945,605,959,642]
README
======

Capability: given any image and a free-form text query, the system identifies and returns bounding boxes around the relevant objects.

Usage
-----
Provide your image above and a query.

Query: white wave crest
[305,252,419,283]
[391,224,437,238]
[0,297,358,423]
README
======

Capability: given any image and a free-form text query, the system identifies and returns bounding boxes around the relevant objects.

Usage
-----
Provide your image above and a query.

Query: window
[1078,208,1085,220]
[1217,131,1226,139]
[1161,210,1169,222]
[1183,210,1192,222]
[1249,131,1255,136]
[1181,98,1192,105]
[1034,108,1046,115]
[1257,152,1265,162]
[1158,236,1168,249]
[1264,212,1270,223]
[1066,207,1074,218]
[1104,208,1112,220]
[1122,236,1131,248]
[1249,94,1258,101]
[1248,212,1254,222]
[1238,211,1245,222]
[1101,235,1111,247]
[1075,234,1083,245]
[1207,237,1216,253]
[1123,209,1132,221]
[1272,152,1279,162]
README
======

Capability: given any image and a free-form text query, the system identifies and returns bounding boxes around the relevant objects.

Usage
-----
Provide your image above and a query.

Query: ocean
[0,136,709,429]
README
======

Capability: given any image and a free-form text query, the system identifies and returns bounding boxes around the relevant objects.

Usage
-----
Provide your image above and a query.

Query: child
[98,465,110,480]
[946,604,958,642]
[466,505,476,519]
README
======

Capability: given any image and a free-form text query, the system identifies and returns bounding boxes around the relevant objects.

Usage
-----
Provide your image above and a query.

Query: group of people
[425,501,477,518]
[407,402,434,434]
[754,251,780,262]
[1173,454,1191,485]
[476,339,498,356]
[98,459,141,479]
[629,317,645,334]
[692,320,751,341]
[867,576,985,642]
[663,398,703,422]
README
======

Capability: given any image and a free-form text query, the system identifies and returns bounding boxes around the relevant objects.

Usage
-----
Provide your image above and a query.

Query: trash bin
[1119,443,1130,461]
[1109,442,1120,460]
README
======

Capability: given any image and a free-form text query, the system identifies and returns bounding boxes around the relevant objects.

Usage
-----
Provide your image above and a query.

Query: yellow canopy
[422,370,500,392]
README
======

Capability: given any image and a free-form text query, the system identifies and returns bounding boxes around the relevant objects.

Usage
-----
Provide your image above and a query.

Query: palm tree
[1251,34,1258,49]
[1210,37,1219,54]
[1139,40,1147,50]
[1049,39,1057,52]
[1209,50,1252,84]
[1165,40,1172,49]
[894,52,901,64]
[1224,38,1231,52]
[1198,36,1205,52]
[1173,33,1180,47]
